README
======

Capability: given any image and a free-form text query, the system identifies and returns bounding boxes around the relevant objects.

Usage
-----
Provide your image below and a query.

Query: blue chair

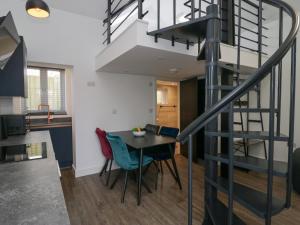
[145,126,182,190]
[106,134,153,203]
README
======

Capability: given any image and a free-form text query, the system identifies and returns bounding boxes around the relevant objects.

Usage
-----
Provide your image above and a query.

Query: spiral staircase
[147,0,299,224]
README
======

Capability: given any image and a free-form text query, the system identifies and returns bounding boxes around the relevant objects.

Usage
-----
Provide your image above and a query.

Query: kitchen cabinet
[31,126,73,168]
[0,37,27,97]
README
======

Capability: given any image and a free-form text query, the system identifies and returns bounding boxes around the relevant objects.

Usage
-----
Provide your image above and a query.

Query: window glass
[26,68,41,111]
[26,67,66,114]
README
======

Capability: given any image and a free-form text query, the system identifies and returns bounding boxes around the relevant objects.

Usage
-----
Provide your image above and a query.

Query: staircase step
[205,154,288,177]
[235,139,264,146]
[206,177,286,218]
[248,119,263,123]
[233,100,248,106]
[206,199,246,225]
[205,131,289,142]
[209,85,257,91]
[147,16,209,44]
[219,63,257,75]
[233,108,278,113]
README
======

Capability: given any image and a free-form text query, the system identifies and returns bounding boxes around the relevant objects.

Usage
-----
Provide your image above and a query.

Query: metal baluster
[277,7,283,136]
[188,134,193,225]
[228,102,234,225]
[199,0,201,17]
[237,0,247,156]
[157,0,160,29]
[173,0,176,25]
[286,39,297,208]
[258,0,268,160]
[107,0,112,44]
[266,66,276,225]
[191,0,195,20]
[138,0,143,19]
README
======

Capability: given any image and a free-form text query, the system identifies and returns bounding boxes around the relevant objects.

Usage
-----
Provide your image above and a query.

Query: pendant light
[26,0,50,18]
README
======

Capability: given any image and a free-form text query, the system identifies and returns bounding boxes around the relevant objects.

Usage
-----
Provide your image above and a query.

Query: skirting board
[74,163,119,178]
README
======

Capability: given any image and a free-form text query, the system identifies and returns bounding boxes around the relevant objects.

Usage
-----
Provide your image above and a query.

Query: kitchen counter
[28,117,72,129]
[0,131,71,225]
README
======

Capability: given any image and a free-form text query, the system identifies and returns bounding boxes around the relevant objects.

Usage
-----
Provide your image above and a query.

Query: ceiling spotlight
[26,0,50,18]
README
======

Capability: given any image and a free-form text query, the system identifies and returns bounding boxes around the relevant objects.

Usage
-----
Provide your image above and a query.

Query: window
[26,66,66,114]
[157,88,168,105]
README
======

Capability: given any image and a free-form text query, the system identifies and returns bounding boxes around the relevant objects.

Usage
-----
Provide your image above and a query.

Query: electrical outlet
[87,81,95,87]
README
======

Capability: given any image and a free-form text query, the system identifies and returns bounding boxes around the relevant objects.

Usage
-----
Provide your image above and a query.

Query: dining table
[109,130,180,205]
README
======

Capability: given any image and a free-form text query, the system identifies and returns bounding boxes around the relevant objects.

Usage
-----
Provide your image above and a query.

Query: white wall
[0,0,155,177]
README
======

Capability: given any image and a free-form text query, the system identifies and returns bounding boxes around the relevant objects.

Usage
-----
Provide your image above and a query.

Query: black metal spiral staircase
[147,0,299,225]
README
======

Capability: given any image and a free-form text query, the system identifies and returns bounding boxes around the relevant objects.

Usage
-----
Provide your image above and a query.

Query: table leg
[137,148,143,205]
[169,144,182,190]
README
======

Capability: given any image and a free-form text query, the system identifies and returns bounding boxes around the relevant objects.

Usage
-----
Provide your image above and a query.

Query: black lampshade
[26,0,50,18]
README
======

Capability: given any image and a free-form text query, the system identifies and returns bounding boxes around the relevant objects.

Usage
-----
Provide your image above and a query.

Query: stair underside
[147,16,210,44]
[206,131,289,142]
[206,177,286,218]
[206,199,246,225]
[205,153,288,177]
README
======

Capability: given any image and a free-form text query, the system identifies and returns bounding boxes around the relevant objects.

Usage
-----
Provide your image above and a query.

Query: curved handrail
[177,0,300,143]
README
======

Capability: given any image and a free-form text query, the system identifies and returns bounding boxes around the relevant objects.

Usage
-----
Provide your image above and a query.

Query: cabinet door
[0,37,27,97]
[30,127,73,168]
[49,127,73,168]
[180,77,198,161]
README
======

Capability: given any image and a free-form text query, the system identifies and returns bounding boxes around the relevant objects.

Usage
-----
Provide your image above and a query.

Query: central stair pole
[203,4,221,225]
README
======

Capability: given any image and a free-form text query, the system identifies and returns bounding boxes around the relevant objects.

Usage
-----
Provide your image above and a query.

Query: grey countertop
[0,131,71,225]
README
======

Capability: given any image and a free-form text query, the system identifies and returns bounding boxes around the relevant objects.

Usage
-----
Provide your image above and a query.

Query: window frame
[26,66,67,115]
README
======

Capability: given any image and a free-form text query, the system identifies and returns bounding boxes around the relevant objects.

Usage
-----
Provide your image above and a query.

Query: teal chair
[107,134,153,203]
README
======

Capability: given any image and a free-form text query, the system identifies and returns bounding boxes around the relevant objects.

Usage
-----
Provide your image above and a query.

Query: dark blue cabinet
[0,37,27,97]
[31,126,73,168]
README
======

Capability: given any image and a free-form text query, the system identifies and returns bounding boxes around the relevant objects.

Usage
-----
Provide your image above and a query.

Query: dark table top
[109,130,176,149]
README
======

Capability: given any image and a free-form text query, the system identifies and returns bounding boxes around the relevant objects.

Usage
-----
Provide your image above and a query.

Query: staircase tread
[207,177,287,218]
[147,16,210,44]
[206,153,288,177]
[206,199,246,225]
[219,62,257,75]
[206,131,289,141]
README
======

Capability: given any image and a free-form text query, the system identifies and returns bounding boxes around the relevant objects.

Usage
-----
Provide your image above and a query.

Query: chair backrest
[159,126,179,138]
[145,124,160,134]
[106,134,132,170]
[95,128,113,159]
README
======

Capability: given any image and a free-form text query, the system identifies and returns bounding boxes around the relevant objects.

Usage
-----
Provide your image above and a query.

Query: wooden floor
[61,155,300,225]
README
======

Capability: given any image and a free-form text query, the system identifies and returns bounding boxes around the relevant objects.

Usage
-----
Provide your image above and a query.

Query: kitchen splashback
[0,96,25,115]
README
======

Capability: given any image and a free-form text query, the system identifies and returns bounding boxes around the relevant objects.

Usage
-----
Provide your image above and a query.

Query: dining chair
[107,134,153,203]
[95,128,114,186]
[145,124,160,134]
[146,126,182,190]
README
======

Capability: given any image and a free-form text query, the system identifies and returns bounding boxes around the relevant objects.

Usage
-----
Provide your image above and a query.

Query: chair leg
[153,161,160,173]
[160,161,164,174]
[121,171,129,203]
[170,156,182,190]
[106,159,113,186]
[164,160,177,181]
[110,169,122,189]
[142,163,152,176]
[155,164,159,190]
[99,159,109,177]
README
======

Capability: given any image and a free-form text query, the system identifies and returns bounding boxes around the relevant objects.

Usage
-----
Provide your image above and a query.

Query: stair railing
[103,0,147,44]
[176,0,299,225]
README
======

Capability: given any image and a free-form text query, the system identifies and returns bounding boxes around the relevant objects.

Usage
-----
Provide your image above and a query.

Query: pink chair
[96,128,113,186]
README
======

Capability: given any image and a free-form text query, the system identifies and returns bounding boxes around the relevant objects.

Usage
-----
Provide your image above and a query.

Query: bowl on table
[132,128,146,137]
